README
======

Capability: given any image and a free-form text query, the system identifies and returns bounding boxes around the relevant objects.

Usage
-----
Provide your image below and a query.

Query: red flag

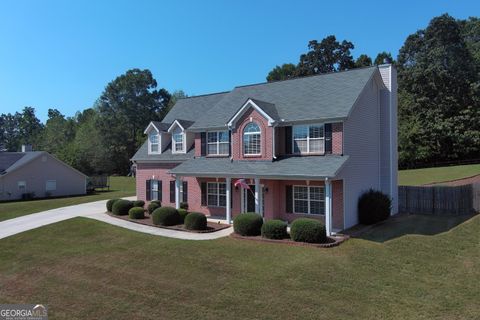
[234,179,250,190]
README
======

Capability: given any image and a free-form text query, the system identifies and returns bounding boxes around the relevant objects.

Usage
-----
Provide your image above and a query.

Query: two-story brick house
[132,65,398,235]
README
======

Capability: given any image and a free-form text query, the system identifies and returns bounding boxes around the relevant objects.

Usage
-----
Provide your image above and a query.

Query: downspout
[272,124,276,160]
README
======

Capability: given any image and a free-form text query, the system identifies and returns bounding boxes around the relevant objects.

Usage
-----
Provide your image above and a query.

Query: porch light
[264,187,269,193]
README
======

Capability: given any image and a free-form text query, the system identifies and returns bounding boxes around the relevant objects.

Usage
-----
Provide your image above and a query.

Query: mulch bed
[230,233,349,248]
[107,212,230,233]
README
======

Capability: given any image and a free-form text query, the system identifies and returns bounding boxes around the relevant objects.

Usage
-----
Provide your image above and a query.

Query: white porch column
[175,177,181,209]
[254,178,260,213]
[226,177,232,224]
[325,179,332,236]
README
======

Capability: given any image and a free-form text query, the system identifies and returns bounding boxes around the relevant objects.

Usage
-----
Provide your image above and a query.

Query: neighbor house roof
[190,66,377,129]
[131,141,195,162]
[169,155,349,179]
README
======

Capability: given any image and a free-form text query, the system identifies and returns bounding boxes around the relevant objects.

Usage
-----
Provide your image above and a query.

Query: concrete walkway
[0,197,233,240]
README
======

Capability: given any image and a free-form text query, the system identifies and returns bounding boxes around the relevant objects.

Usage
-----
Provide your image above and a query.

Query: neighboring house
[132,65,398,234]
[0,146,87,201]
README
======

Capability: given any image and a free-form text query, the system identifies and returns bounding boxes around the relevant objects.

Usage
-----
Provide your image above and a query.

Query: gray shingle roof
[169,155,349,179]
[0,152,43,175]
[162,92,230,124]
[249,99,280,121]
[151,121,170,132]
[131,140,195,162]
[190,66,377,129]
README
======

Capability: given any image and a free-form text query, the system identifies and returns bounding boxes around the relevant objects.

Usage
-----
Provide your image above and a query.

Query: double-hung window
[172,127,184,153]
[243,122,261,155]
[293,124,325,154]
[207,182,226,207]
[149,132,159,153]
[207,131,229,155]
[293,185,325,215]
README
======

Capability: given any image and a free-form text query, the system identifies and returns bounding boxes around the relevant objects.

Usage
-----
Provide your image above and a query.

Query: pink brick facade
[332,122,343,155]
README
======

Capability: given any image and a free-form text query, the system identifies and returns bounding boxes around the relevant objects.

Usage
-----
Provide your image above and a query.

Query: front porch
[173,176,344,236]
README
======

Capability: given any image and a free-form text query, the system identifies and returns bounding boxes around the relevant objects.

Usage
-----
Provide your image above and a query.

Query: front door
[242,185,263,216]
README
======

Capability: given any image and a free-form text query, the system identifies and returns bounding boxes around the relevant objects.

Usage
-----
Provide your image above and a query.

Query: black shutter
[200,132,207,156]
[146,180,151,201]
[158,180,162,201]
[182,181,188,203]
[170,181,175,203]
[201,182,207,206]
[228,131,232,157]
[325,123,332,154]
[286,185,293,213]
[285,126,292,154]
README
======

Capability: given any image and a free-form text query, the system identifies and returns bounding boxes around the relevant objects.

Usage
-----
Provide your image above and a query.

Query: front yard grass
[398,163,480,186]
[0,214,478,319]
[0,176,135,222]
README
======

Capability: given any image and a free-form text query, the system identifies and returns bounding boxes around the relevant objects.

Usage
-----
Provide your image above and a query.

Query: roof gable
[227,98,278,128]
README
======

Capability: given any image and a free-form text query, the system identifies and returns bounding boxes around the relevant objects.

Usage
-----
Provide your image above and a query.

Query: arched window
[243,122,261,155]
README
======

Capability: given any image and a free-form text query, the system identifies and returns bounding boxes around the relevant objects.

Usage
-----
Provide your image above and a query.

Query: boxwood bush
[133,200,145,208]
[184,212,207,230]
[152,207,181,226]
[261,219,288,239]
[180,202,189,210]
[233,213,263,236]
[106,198,120,212]
[358,189,391,225]
[290,218,326,243]
[112,200,133,216]
[128,207,145,219]
[147,201,161,214]
[177,208,189,222]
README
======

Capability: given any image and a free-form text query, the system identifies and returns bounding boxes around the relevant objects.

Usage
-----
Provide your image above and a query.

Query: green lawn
[398,163,480,186]
[0,214,478,319]
[0,176,135,222]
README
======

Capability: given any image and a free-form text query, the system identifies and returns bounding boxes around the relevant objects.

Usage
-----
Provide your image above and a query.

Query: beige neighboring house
[0,146,87,201]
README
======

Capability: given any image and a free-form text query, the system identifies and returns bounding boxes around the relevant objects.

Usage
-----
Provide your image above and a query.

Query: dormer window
[149,132,160,154]
[172,127,185,153]
[243,122,261,155]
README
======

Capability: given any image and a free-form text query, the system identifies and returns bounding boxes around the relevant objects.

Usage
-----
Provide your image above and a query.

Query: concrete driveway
[0,197,233,240]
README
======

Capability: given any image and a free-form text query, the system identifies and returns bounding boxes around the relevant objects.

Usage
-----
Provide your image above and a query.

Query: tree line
[266,14,479,168]
[0,14,478,174]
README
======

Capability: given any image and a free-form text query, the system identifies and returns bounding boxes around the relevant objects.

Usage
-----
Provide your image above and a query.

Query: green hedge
[152,207,181,226]
[358,189,392,225]
[106,198,120,212]
[177,208,189,222]
[133,200,145,208]
[290,218,326,243]
[147,201,161,214]
[129,207,145,219]
[184,212,207,230]
[112,200,133,216]
[261,219,288,239]
[233,213,263,236]
[180,202,189,210]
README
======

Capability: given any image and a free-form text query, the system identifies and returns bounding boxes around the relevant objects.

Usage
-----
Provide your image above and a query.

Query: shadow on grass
[348,213,476,243]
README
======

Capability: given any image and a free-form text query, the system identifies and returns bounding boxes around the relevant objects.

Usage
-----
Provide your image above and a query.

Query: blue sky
[0,0,478,122]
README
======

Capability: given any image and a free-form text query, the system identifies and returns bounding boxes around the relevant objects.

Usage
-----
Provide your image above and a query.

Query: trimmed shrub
[261,219,288,239]
[233,213,263,236]
[112,200,133,216]
[290,218,326,243]
[106,198,120,212]
[128,207,145,219]
[358,189,391,225]
[147,201,161,214]
[184,212,207,230]
[180,202,189,210]
[177,208,189,222]
[133,200,145,208]
[152,207,181,226]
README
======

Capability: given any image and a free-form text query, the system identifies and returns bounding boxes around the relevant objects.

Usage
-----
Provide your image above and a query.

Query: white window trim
[292,185,325,215]
[207,182,226,207]
[292,124,325,155]
[172,132,186,154]
[243,123,262,156]
[17,181,26,191]
[207,131,229,156]
[148,132,161,154]
[45,180,57,191]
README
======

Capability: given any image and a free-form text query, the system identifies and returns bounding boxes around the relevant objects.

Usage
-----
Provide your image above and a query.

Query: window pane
[207,183,217,194]
[310,201,323,215]
[218,131,229,142]
[244,134,260,155]
[208,195,218,206]
[309,187,322,200]
[218,183,226,195]
[207,132,217,143]
[150,144,159,152]
[207,144,218,155]
[294,140,308,153]
[309,139,323,153]
[244,123,260,133]
[309,125,324,138]
[218,142,229,155]
[149,133,158,143]
[293,126,308,139]
[294,200,308,213]
[294,186,308,200]
[219,195,227,207]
